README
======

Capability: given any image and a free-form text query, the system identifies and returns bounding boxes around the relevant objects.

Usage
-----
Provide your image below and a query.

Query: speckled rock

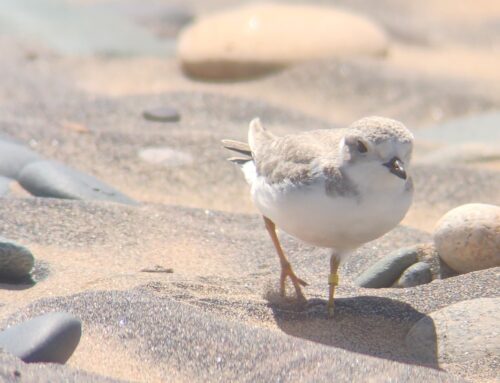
[0,238,34,282]
[354,246,418,288]
[433,204,500,273]
[178,3,388,79]
[0,312,81,364]
[18,160,137,205]
[393,262,432,288]
[406,298,500,365]
[0,140,40,179]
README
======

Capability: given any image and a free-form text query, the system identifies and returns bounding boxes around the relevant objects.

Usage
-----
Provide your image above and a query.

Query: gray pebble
[18,160,137,205]
[0,140,40,179]
[0,238,34,282]
[354,246,418,288]
[393,262,432,288]
[0,312,81,364]
[143,107,180,122]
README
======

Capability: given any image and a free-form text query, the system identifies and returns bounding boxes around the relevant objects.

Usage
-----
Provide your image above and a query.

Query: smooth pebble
[18,160,137,205]
[433,203,500,273]
[0,238,34,282]
[354,246,419,288]
[143,107,180,122]
[0,312,82,364]
[178,3,388,79]
[393,262,432,288]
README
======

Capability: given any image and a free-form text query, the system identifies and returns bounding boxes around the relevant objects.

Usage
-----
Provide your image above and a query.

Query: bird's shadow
[265,292,439,369]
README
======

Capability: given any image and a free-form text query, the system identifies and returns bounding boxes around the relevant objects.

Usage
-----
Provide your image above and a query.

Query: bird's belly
[252,178,412,251]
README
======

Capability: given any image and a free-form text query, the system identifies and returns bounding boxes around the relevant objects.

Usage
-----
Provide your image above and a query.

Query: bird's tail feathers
[221,139,253,166]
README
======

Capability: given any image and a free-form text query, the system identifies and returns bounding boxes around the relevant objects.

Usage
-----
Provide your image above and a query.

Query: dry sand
[0,0,499,381]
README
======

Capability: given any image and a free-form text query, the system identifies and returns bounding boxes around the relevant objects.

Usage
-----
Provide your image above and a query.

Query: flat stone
[18,160,137,205]
[0,140,40,179]
[0,238,34,282]
[142,107,180,122]
[417,112,500,145]
[138,147,193,167]
[406,298,500,365]
[0,312,81,363]
[178,3,388,79]
[433,204,500,273]
[414,143,500,166]
[0,176,12,197]
[393,262,432,288]
[354,246,418,288]
[0,0,168,56]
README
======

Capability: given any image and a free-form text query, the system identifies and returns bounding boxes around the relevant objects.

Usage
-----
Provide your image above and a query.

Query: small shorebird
[223,116,414,315]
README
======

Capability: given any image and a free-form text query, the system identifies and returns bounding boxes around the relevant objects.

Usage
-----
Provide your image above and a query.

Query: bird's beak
[383,157,407,180]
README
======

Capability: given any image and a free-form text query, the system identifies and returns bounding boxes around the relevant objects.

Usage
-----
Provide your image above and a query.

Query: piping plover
[223,116,414,315]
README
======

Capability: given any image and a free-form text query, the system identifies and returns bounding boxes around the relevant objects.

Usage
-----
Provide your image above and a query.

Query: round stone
[0,312,82,364]
[143,107,180,122]
[0,238,34,282]
[406,298,500,364]
[433,203,500,273]
[393,262,432,288]
[178,3,388,79]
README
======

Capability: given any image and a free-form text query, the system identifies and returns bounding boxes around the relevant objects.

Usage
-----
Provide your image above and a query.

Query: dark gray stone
[0,312,81,364]
[0,238,34,281]
[354,246,419,288]
[0,140,40,179]
[393,262,432,288]
[143,106,180,122]
[18,160,137,205]
[0,176,12,197]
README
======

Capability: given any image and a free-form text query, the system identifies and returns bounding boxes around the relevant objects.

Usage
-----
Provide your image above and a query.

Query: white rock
[138,147,193,167]
[178,3,388,79]
[433,203,500,273]
[406,298,500,364]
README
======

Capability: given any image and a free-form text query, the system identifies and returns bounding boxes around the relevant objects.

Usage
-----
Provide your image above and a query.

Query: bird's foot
[280,262,308,302]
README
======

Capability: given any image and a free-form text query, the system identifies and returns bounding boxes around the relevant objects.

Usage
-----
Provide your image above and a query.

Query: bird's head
[340,116,414,190]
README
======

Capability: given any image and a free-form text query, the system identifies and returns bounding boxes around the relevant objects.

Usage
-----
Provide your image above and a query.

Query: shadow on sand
[266,293,439,369]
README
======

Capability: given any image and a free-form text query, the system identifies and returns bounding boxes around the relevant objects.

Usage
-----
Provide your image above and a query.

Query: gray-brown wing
[253,129,346,185]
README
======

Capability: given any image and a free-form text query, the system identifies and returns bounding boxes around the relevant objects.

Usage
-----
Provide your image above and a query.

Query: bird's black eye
[357,140,367,153]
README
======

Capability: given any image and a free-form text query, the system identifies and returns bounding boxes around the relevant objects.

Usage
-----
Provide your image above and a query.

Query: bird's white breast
[250,166,412,252]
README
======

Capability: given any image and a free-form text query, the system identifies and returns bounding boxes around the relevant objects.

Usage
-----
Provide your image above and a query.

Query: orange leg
[263,216,308,301]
